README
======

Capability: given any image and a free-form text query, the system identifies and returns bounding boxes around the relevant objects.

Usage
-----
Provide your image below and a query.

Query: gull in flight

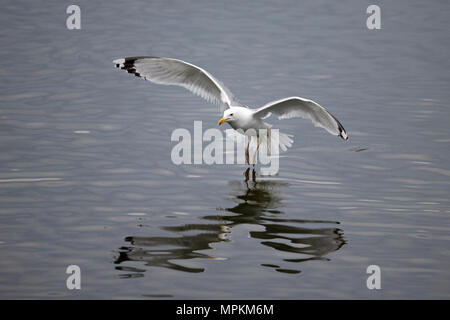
[113,56,348,164]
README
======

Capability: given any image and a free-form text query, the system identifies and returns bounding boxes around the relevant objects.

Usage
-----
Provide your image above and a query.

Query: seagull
[113,56,348,164]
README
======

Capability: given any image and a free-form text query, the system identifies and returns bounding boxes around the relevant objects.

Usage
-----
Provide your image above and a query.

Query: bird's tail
[278,131,294,152]
[257,129,294,153]
[224,128,293,158]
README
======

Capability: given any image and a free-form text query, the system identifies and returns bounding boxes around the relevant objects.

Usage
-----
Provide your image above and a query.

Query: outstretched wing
[253,96,348,140]
[113,56,242,113]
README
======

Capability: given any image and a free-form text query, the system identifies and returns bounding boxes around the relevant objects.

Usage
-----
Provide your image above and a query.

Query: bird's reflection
[114,169,346,276]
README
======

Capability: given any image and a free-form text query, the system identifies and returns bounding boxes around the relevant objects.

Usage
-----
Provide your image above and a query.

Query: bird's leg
[244,167,250,182]
[245,139,250,165]
[252,141,260,166]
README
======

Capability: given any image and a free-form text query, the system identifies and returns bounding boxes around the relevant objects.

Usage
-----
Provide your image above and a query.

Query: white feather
[253,96,348,140]
[113,57,243,113]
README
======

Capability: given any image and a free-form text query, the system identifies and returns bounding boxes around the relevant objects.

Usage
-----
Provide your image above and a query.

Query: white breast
[228,107,269,135]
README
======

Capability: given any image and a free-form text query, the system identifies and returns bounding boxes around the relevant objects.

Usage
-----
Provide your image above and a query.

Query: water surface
[0,0,450,299]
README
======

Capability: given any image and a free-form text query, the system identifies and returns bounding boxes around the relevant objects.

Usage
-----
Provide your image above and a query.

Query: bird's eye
[229,113,233,116]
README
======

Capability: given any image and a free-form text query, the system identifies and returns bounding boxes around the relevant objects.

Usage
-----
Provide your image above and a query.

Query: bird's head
[218,108,239,126]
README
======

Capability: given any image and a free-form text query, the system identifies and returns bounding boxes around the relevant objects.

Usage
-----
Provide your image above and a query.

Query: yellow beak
[218,117,230,125]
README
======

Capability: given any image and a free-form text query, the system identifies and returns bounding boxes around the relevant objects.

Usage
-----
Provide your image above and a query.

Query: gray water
[1,0,450,299]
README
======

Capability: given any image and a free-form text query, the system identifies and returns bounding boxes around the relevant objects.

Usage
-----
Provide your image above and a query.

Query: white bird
[113,56,348,164]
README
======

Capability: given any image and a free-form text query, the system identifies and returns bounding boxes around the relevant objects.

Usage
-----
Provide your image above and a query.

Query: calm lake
[0,0,449,299]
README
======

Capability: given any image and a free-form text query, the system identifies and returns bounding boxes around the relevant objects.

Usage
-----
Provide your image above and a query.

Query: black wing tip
[330,114,348,141]
[113,57,153,78]
[113,56,161,67]
[338,125,348,140]
[339,132,349,140]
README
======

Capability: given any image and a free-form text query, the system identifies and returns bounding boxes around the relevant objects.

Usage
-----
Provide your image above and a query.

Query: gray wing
[253,96,348,140]
[113,56,242,113]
